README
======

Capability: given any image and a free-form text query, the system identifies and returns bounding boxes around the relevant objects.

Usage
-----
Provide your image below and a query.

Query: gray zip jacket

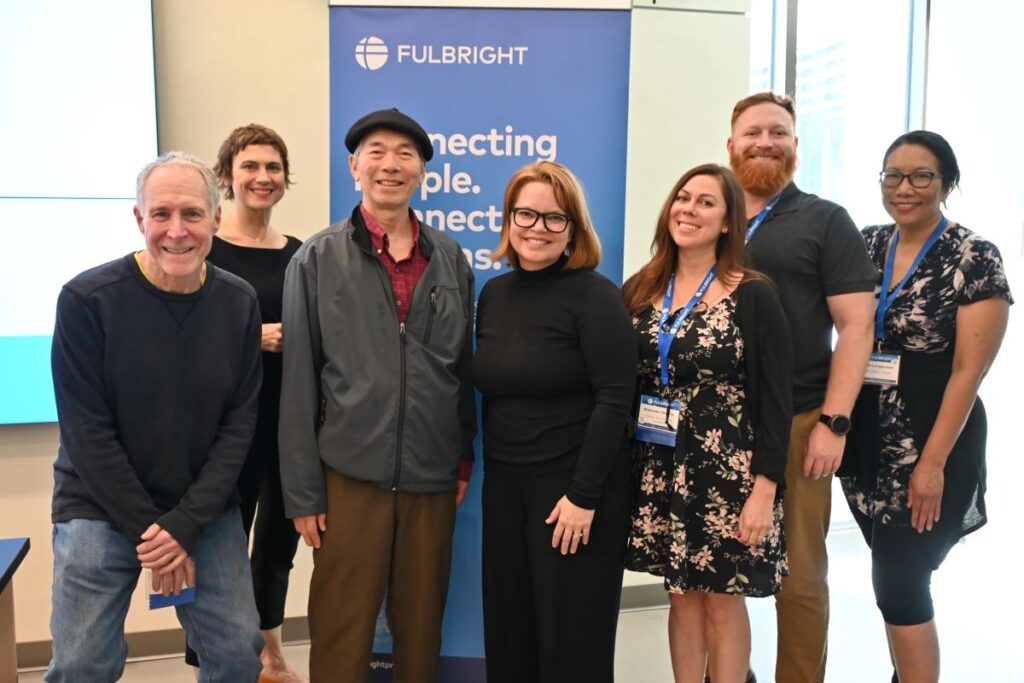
[278,205,476,518]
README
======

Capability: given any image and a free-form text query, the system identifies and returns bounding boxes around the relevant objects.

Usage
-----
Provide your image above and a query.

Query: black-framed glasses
[510,207,572,233]
[879,170,941,189]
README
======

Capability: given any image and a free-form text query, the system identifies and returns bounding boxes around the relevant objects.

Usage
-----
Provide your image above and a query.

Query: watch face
[830,415,852,435]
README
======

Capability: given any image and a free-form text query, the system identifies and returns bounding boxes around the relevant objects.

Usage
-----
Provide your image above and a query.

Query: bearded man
[727,93,876,683]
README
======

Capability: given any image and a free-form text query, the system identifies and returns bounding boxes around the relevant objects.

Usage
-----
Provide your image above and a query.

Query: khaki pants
[775,408,831,683]
[308,469,456,683]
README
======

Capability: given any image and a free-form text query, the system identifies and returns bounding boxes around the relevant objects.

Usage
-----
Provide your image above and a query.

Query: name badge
[864,352,901,386]
[147,568,196,610]
[636,394,682,447]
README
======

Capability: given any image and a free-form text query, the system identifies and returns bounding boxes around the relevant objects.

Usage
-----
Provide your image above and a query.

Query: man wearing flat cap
[279,108,476,682]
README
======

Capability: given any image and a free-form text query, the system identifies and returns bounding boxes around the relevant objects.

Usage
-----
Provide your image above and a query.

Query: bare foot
[259,657,308,683]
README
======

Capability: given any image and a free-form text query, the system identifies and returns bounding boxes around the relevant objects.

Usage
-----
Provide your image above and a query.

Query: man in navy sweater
[45,152,264,682]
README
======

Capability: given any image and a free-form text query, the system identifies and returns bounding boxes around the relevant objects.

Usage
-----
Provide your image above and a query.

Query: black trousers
[482,452,632,683]
[185,433,300,665]
[850,504,960,626]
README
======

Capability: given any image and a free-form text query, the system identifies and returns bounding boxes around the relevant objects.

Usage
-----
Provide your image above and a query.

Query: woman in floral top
[623,164,792,683]
[839,131,1012,683]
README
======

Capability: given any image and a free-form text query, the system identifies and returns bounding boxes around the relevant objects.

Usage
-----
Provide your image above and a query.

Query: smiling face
[728,101,798,197]
[230,144,286,211]
[668,173,729,256]
[349,128,425,215]
[509,181,573,271]
[881,143,947,232]
[133,165,219,293]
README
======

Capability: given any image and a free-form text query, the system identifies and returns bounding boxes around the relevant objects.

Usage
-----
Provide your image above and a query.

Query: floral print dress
[841,223,1012,527]
[625,297,787,596]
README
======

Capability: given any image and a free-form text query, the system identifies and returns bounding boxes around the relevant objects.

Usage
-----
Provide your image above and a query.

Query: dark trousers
[850,505,960,626]
[237,443,301,630]
[482,453,632,683]
[185,435,300,665]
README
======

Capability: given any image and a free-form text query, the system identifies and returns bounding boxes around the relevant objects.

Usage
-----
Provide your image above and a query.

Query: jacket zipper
[392,321,407,490]
[423,286,440,345]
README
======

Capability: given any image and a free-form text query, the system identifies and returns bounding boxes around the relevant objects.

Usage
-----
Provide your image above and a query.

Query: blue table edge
[0,537,31,593]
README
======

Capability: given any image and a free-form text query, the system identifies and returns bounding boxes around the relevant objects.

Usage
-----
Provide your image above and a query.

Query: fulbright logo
[355,36,389,71]
[354,37,529,71]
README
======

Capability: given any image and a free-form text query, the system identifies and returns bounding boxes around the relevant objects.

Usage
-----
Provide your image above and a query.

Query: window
[749,0,920,227]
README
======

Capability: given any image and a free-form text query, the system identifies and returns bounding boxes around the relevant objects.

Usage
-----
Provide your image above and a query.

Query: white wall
[622,1,751,281]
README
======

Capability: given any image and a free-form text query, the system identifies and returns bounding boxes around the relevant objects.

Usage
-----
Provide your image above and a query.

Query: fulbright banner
[330,6,630,681]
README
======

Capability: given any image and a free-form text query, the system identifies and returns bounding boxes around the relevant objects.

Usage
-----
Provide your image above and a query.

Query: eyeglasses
[879,170,941,189]
[510,207,572,233]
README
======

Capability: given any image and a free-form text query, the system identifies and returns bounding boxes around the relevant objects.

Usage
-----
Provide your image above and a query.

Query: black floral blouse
[626,298,787,596]
[841,223,1013,525]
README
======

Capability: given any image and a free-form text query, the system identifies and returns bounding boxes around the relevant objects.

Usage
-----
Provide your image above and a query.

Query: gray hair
[136,151,221,212]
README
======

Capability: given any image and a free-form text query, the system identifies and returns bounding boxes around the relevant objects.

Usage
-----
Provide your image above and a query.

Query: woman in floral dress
[623,164,792,683]
[839,131,1012,683]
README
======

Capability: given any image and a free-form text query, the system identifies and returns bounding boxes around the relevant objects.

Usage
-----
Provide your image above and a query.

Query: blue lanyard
[658,267,718,385]
[875,216,948,341]
[744,192,783,243]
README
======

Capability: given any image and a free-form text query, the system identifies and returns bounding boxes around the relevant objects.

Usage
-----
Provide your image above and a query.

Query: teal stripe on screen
[0,335,57,423]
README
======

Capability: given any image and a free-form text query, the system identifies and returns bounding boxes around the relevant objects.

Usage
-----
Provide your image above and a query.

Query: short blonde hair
[492,161,602,271]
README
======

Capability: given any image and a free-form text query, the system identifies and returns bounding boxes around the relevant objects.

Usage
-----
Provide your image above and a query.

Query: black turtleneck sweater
[472,257,637,509]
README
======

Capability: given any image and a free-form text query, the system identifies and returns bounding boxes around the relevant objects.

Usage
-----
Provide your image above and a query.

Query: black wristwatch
[819,413,851,436]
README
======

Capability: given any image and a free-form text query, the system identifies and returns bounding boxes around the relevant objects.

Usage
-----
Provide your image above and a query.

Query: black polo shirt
[746,182,878,413]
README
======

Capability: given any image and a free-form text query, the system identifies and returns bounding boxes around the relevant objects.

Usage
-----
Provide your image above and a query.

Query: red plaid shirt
[361,206,429,324]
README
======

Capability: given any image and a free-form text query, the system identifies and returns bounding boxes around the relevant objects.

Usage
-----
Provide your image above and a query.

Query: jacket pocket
[422,285,464,348]
[423,286,440,345]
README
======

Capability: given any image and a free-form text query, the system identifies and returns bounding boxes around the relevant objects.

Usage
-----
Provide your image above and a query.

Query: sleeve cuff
[749,456,787,490]
[566,488,598,511]
[156,509,200,556]
[457,458,473,483]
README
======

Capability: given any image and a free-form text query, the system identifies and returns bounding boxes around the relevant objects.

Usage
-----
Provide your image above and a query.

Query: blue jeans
[45,508,263,682]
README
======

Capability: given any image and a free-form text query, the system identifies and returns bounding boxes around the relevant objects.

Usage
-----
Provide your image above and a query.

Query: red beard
[730,148,797,197]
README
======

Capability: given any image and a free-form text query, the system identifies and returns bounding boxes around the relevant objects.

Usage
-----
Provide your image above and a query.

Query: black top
[209,236,303,325]
[50,255,262,554]
[472,256,638,509]
[746,183,877,412]
[208,235,302,423]
[840,224,1012,536]
[734,278,794,488]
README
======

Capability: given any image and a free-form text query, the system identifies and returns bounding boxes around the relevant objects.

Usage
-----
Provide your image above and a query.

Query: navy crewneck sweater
[50,254,262,553]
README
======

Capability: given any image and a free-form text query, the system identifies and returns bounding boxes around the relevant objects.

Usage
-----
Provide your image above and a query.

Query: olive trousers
[307,469,456,683]
[775,407,831,683]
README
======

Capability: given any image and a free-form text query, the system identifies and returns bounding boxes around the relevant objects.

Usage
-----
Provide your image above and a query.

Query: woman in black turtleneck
[472,161,637,683]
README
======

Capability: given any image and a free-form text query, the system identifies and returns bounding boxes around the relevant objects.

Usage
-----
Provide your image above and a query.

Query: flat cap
[344,108,433,161]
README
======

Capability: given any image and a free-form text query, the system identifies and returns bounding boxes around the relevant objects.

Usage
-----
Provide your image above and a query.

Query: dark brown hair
[214,123,293,200]
[623,164,767,314]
